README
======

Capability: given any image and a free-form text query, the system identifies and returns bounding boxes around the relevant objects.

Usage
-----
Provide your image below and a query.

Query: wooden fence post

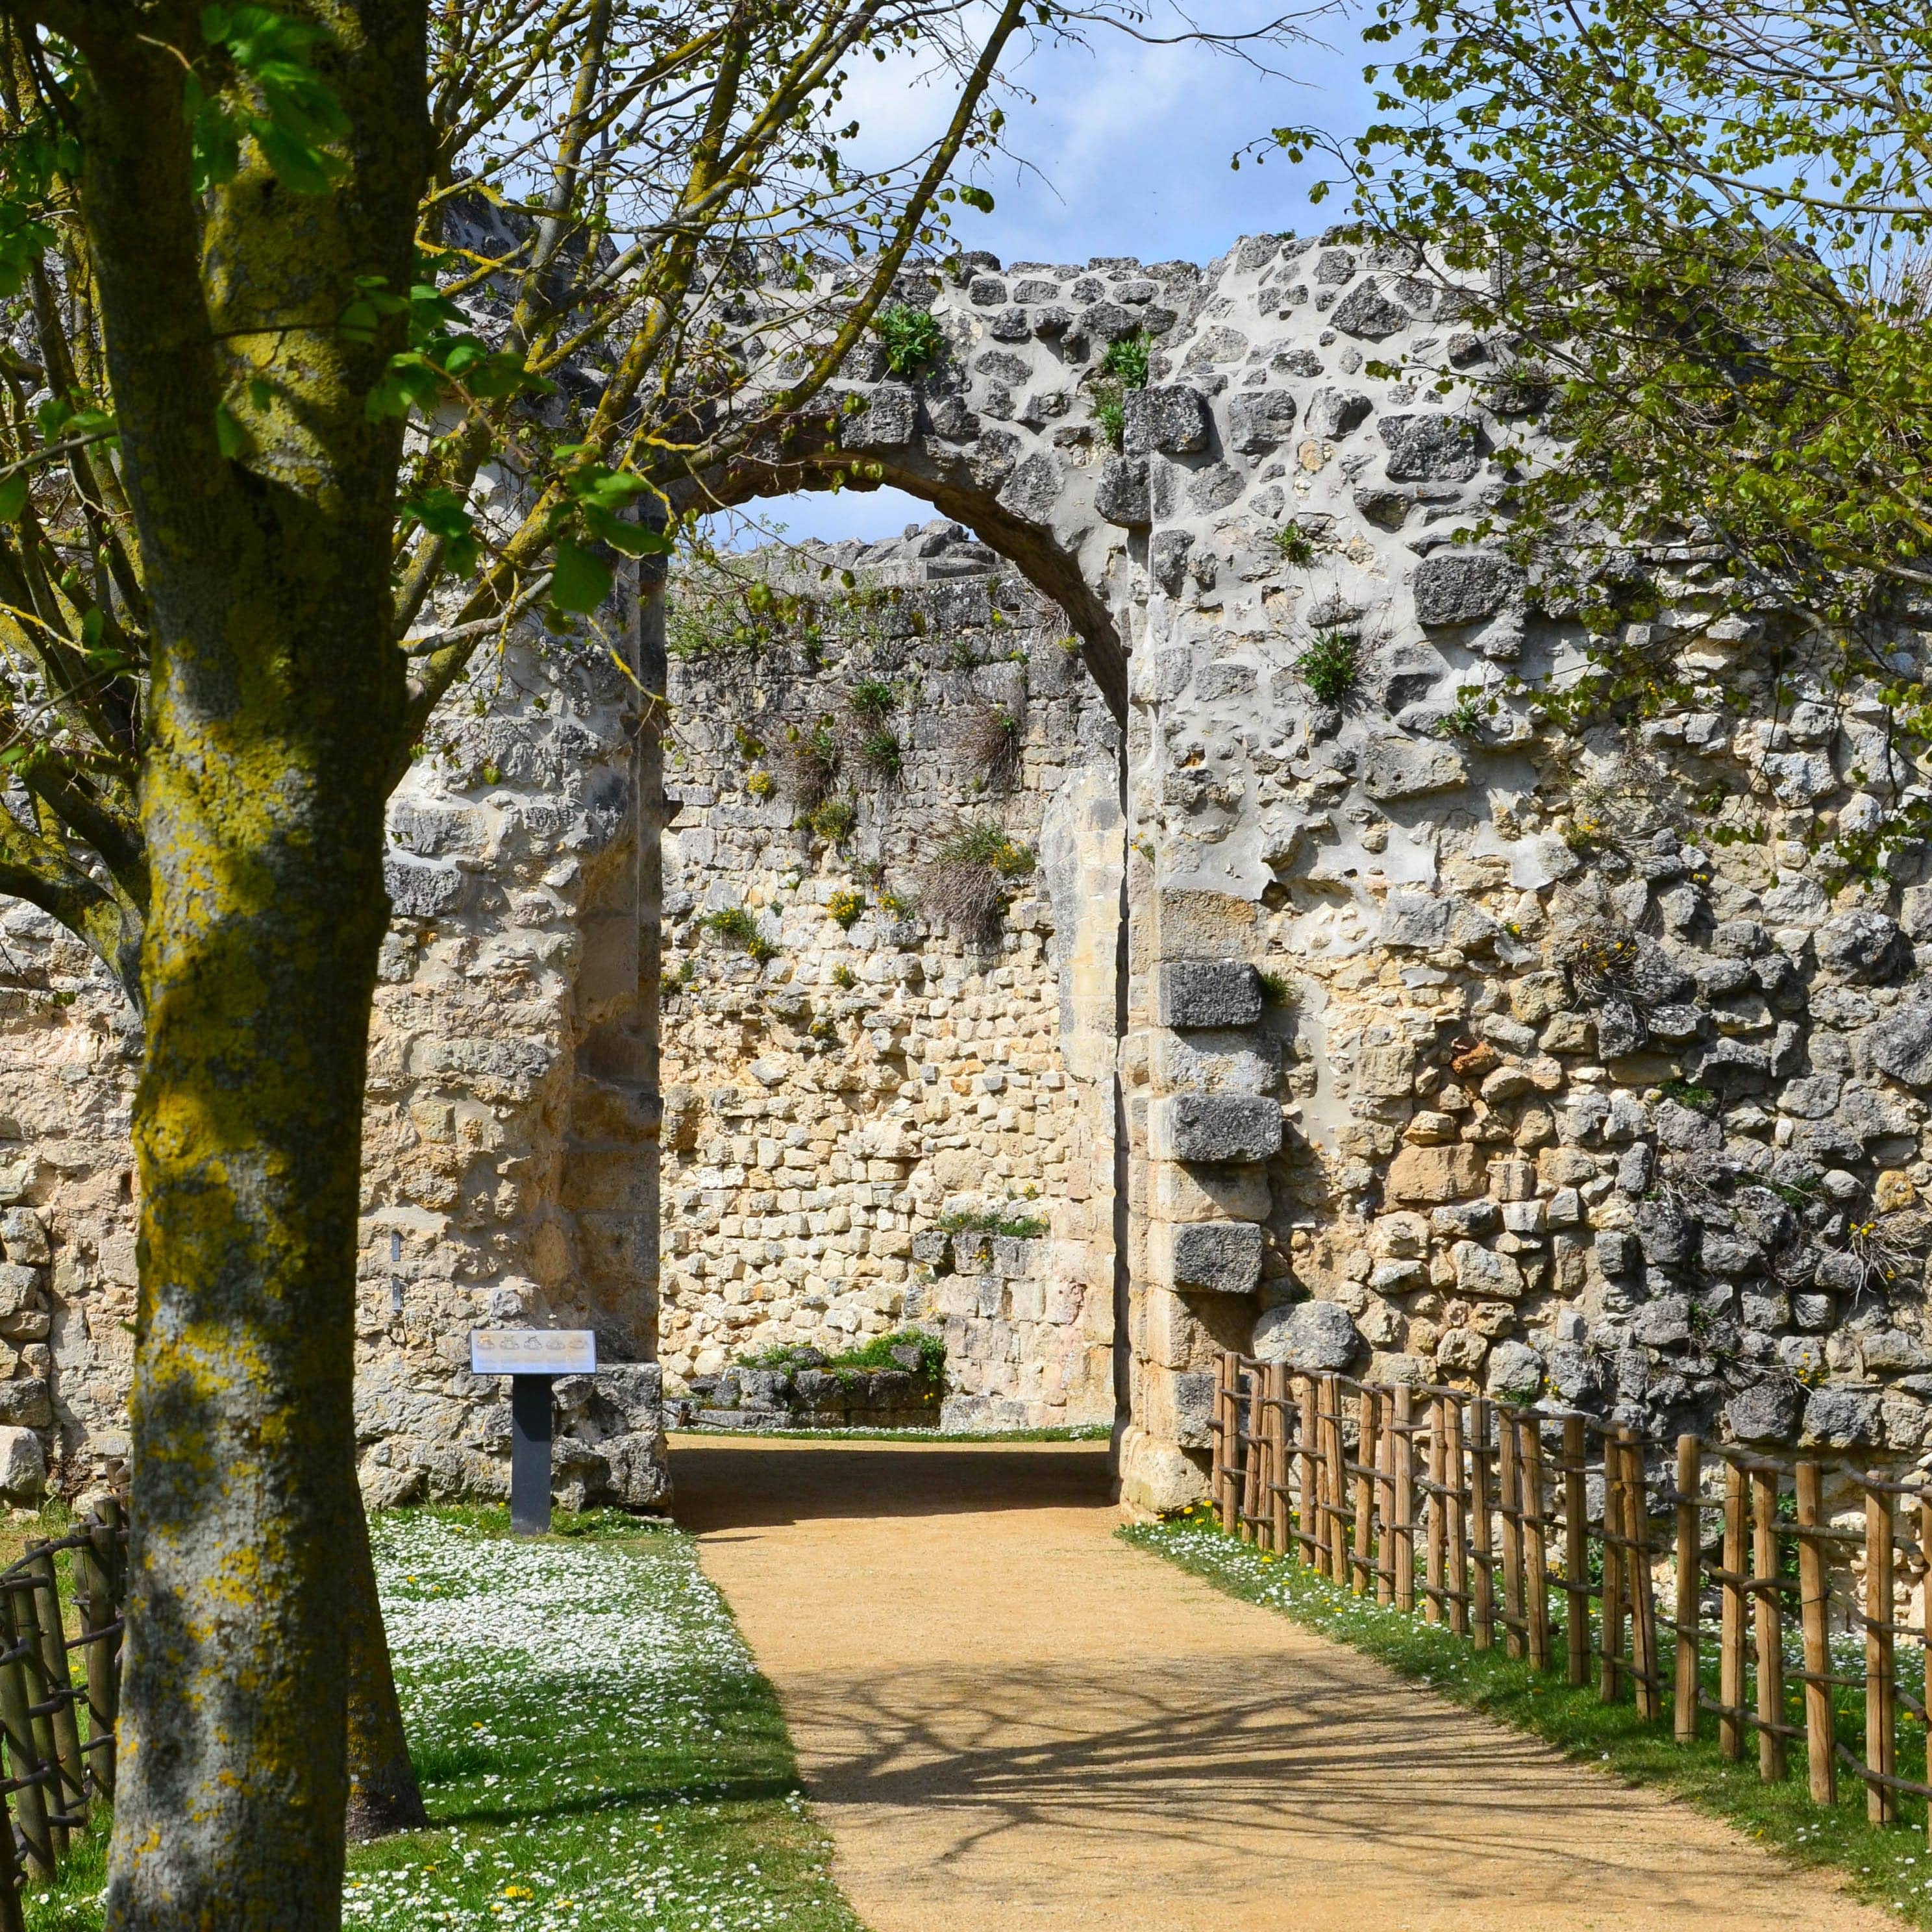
[1793,1460,1835,1805]
[1325,1378,1350,1587]
[1213,1352,1237,1533]
[1621,1432,1661,1723]
[1674,1435,1702,1744]
[1241,1363,1265,1542]
[1470,1397,1494,1650]
[1353,1387,1380,1595]
[1750,1463,1787,1783]
[1522,1419,1552,1672]
[1425,1396,1447,1627]
[1865,1479,1897,1825]
[77,1509,122,1800]
[1294,1374,1319,1567]
[1392,1385,1416,1613]
[0,1583,54,1879]
[1498,1412,1524,1662]
[1267,1364,1293,1556]
[1565,1416,1589,1687]
[1719,1456,1747,1762]
[1600,1430,1626,1704]
[1444,1394,1469,1638]
[26,1548,85,1835]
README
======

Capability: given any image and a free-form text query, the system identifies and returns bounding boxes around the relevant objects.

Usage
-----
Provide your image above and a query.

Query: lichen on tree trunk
[31,0,432,1922]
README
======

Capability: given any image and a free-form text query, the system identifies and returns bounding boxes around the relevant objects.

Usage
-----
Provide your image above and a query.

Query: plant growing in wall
[747,769,776,799]
[1294,628,1362,704]
[777,719,841,807]
[806,795,860,845]
[963,704,1024,792]
[827,889,869,928]
[858,730,904,780]
[1270,521,1317,567]
[922,820,1036,941]
[1089,329,1154,449]
[847,677,898,723]
[874,304,946,375]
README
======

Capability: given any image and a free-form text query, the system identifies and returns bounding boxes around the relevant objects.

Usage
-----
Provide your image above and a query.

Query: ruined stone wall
[9,228,1932,1522]
[656,526,1121,1430]
[0,583,669,1509]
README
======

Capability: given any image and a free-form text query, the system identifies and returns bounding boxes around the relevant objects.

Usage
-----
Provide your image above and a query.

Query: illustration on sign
[470,1329,598,1376]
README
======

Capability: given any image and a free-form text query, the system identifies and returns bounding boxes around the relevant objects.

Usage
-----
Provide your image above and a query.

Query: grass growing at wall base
[1128,1509,1932,1929]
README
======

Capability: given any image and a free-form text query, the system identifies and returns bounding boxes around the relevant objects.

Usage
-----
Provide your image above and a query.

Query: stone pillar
[1119,889,1279,1517]
[558,554,670,1505]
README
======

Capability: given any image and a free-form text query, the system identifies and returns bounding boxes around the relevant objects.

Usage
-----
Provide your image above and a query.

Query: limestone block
[1141,887,1258,967]
[1095,454,1150,526]
[1145,1286,1216,1370]
[1149,1031,1280,1098]
[0,1427,43,1500]
[1306,388,1372,440]
[1380,891,1450,948]
[1148,1095,1282,1165]
[1452,1242,1524,1300]
[384,854,467,919]
[1150,1161,1272,1222]
[1252,1298,1360,1370]
[0,1265,40,1319]
[1866,995,1932,1085]
[0,1378,51,1428]
[1378,411,1482,482]
[1118,1424,1208,1517]
[1411,552,1522,627]
[1802,1385,1883,1448]
[1726,1381,1803,1443]
[1360,736,1466,802]
[1226,390,1298,453]
[1150,1219,1263,1294]
[1154,960,1264,1030]
[842,386,917,447]
[1330,279,1411,340]
[0,1211,47,1267]
[1142,1364,1216,1450]
[1485,1341,1542,1399]
[1385,1143,1485,1204]
[1122,386,1211,456]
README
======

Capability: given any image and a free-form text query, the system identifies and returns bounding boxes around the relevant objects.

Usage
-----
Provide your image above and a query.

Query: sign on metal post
[470,1330,597,1535]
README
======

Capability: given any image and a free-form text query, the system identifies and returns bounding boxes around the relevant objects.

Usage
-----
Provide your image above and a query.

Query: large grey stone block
[1252,1298,1359,1370]
[1379,411,1481,481]
[1148,1094,1283,1164]
[1095,453,1150,526]
[1411,552,1523,626]
[1154,960,1265,1030]
[0,1426,43,1501]
[1122,386,1211,455]
[1226,389,1298,452]
[1330,279,1411,340]
[1152,1219,1264,1294]
[1306,388,1373,439]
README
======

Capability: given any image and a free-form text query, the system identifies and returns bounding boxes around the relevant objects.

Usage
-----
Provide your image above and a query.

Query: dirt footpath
[675,1435,1894,1932]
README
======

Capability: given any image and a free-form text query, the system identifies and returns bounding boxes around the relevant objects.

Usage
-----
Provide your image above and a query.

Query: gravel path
[674,1434,1895,1932]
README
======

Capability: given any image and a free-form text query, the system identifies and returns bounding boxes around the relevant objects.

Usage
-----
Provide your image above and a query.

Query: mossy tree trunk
[15,0,430,1922]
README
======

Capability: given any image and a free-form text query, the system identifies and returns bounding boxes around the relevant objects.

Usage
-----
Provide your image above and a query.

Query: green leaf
[549,539,613,613]
[215,402,249,458]
[0,475,28,523]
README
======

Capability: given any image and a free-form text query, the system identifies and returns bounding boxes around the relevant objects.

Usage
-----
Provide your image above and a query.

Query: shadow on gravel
[671,1439,1113,1533]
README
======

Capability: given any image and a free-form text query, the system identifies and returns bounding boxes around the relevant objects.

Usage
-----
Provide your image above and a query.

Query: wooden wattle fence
[0,1500,129,1931]
[1210,1353,1932,1831]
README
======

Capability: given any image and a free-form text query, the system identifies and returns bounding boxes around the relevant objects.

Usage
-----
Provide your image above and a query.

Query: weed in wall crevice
[921,819,1035,943]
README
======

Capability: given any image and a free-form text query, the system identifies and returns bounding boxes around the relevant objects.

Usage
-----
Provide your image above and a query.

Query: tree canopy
[1267,0,1932,858]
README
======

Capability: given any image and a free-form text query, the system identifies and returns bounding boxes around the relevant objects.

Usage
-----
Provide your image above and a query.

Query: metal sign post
[470,1329,597,1536]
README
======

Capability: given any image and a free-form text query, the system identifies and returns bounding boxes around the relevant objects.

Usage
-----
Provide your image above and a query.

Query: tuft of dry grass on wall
[961,704,1024,792]
[921,819,1035,943]
[773,721,839,808]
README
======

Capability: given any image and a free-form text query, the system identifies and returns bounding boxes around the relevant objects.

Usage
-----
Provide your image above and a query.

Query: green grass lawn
[27,1506,861,1932]
[1129,1506,1932,1927]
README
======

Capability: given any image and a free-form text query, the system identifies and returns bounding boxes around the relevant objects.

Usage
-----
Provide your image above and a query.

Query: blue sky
[741,5,1376,546]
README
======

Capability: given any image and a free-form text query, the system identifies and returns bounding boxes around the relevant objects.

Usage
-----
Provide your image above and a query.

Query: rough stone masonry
[8,229,1932,1518]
